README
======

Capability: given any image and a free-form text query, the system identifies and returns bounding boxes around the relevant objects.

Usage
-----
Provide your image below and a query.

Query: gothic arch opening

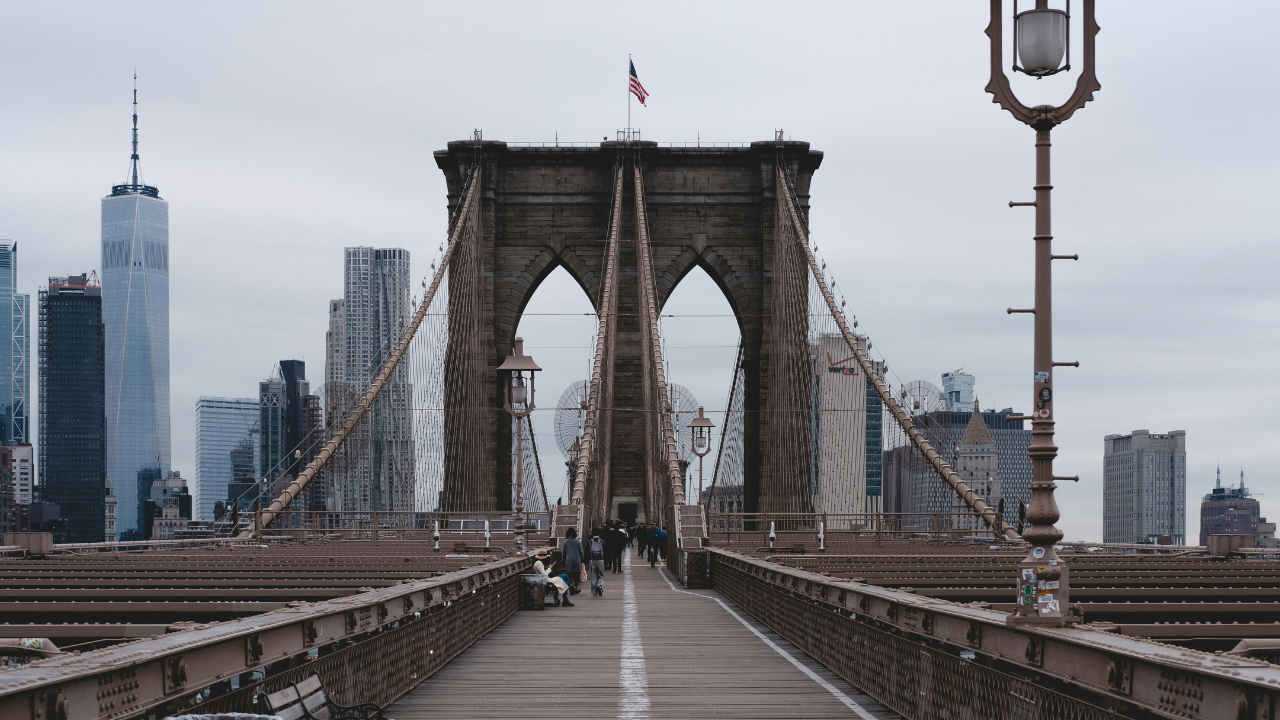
[511,265,597,506]
[657,264,742,506]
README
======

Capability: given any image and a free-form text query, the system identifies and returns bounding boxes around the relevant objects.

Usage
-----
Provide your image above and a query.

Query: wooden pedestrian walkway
[388,557,899,719]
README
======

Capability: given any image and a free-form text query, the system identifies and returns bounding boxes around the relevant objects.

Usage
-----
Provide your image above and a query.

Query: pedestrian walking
[588,531,606,596]
[647,524,660,567]
[658,524,669,562]
[604,521,625,573]
[562,527,583,597]
[636,524,648,559]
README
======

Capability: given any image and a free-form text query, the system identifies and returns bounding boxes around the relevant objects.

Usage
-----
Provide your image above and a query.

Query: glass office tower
[0,242,31,446]
[38,275,107,543]
[101,86,170,538]
[194,397,258,522]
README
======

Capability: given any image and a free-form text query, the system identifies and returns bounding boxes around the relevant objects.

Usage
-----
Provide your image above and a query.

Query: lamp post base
[1007,545,1079,626]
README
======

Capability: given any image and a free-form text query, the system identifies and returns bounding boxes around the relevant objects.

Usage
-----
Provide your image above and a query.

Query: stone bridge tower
[435,139,822,520]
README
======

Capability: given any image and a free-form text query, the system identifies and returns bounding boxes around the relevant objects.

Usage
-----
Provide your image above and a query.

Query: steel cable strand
[243,164,482,537]
[766,165,815,523]
[633,165,685,508]
[776,164,1016,540]
[569,165,624,522]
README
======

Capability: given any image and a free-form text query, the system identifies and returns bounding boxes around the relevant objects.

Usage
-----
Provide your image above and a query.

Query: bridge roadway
[390,559,899,719]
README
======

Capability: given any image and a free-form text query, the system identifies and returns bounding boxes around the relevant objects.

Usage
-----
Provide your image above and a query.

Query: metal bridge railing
[707,512,1023,549]
[248,510,551,546]
[703,547,1280,720]
[0,554,533,720]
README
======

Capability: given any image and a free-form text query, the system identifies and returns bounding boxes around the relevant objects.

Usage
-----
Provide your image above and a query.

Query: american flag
[629,60,648,106]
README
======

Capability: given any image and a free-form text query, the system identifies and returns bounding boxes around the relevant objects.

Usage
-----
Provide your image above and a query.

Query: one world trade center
[101,78,170,538]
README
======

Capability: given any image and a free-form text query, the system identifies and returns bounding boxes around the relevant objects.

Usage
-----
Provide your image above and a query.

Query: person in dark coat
[561,527,583,595]
[604,522,626,573]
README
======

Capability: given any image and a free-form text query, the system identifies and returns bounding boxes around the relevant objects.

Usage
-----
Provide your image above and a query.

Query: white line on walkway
[658,567,879,720]
[619,565,650,719]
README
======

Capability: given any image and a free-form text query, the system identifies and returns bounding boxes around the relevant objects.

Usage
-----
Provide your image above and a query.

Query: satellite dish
[554,380,589,460]
[667,383,700,464]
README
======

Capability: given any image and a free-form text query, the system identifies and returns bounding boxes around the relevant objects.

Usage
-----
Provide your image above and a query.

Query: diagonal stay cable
[775,158,1016,540]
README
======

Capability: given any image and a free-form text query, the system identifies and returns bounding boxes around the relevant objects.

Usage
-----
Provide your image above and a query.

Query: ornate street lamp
[497,337,541,553]
[986,0,1098,627]
[689,406,714,506]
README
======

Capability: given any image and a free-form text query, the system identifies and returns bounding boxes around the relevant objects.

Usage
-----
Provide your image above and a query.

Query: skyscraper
[1198,466,1261,546]
[279,360,310,478]
[12,444,32,505]
[810,334,885,519]
[0,447,13,535]
[37,274,107,543]
[326,299,345,390]
[101,79,170,538]
[950,407,1001,532]
[941,370,975,412]
[259,366,287,487]
[258,361,318,504]
[0,242,31,446]
[333,248,414,512]
[1103,429,1187,544]
[194,397,258,521]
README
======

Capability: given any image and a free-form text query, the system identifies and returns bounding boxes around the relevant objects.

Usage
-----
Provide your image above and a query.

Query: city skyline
[2,3,1276,542]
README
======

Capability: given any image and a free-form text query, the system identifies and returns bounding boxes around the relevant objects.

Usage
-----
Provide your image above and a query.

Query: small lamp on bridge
[1012,1,1070,77]
[689,407,714,506]
[498,337,542,412]
[498,338,541,553]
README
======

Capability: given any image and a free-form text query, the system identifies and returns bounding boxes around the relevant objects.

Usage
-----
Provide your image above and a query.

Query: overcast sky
[3,2,1276,541]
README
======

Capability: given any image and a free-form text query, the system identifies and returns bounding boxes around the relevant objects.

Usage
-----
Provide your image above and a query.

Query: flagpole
[627,55,631,132]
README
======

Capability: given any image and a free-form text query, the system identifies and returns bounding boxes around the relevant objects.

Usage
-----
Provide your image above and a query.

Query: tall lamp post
[987,0,1098,626]
[689,407,714,506]
[497,337,541,554]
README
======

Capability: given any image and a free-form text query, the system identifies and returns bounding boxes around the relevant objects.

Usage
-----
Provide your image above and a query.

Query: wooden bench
[257,673,389,720]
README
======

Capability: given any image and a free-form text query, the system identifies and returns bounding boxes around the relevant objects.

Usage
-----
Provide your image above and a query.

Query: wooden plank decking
[389,557,899,719]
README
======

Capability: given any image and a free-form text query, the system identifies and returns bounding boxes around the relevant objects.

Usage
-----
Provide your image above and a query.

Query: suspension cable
[569,165,624,511]
[242,161,483,537]
[775,157,1017,540]
[634,164,686,507]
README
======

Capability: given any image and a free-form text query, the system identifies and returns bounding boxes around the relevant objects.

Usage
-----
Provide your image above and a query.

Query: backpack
[590,537,604,560]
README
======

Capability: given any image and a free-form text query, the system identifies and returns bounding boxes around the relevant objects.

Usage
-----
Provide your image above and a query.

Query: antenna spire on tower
[130,71,140,187]
[112,71,158,198]
[1216,463,1221,488]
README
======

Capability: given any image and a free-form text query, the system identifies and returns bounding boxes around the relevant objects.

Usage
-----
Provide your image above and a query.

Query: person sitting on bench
[533,549,573,607]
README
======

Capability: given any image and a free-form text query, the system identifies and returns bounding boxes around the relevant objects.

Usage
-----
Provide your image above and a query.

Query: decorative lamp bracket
[985,0,1101,129]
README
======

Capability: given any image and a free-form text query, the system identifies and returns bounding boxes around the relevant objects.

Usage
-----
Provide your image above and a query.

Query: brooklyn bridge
[4,4,1280,719]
